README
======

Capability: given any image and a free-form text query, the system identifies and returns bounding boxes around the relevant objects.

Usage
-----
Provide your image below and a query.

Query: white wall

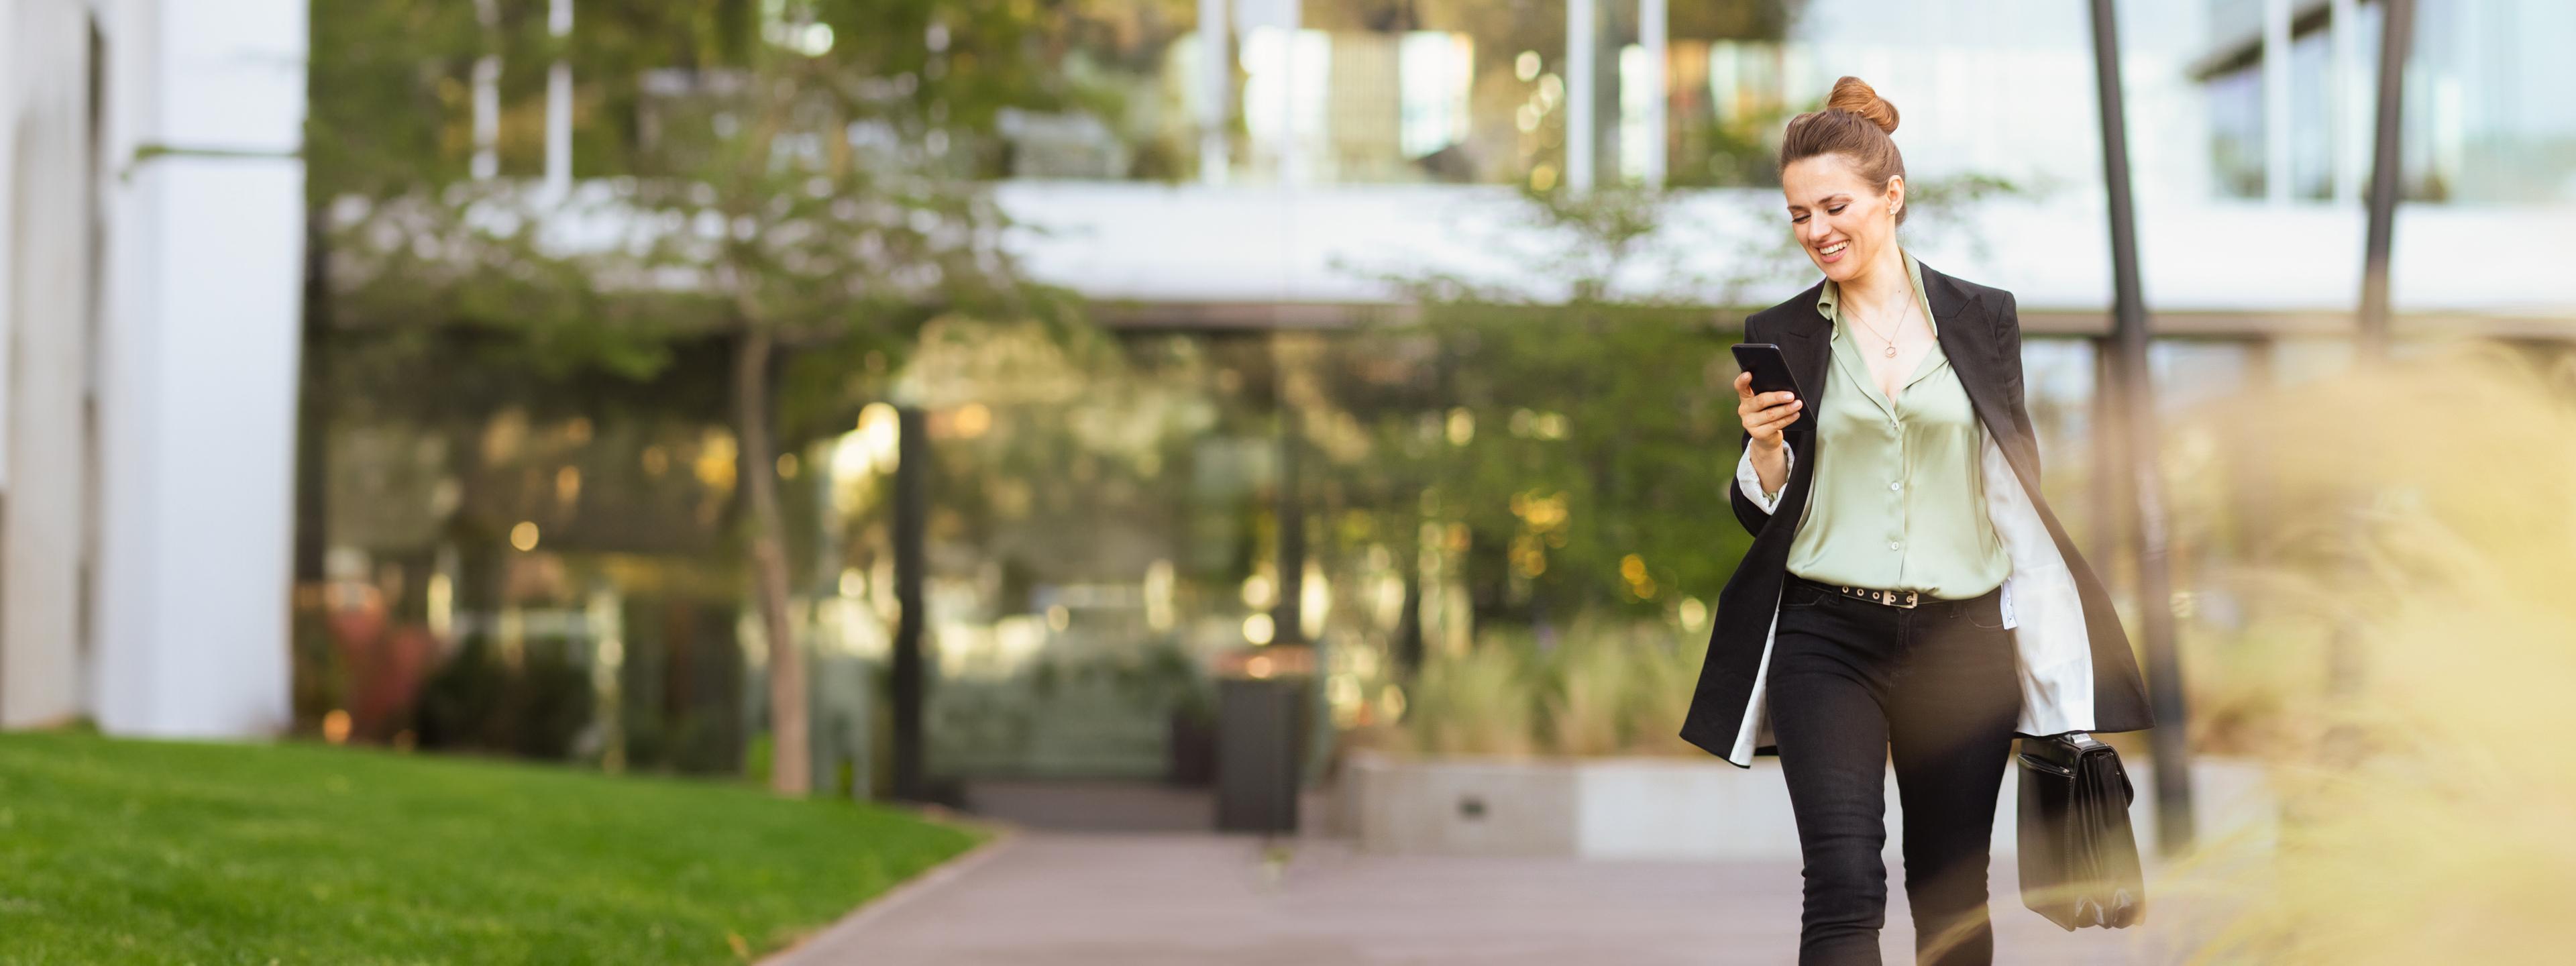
[90,0,307,738]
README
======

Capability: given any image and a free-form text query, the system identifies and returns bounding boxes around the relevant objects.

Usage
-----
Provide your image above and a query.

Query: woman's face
[1781,154,1903,284]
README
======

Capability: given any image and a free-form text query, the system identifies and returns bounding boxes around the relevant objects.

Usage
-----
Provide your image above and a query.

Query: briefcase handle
[2017,733,2135,805]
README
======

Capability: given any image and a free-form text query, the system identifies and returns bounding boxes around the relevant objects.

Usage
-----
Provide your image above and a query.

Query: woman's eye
[1790,215,1808,224]
[1826,205,1846,215]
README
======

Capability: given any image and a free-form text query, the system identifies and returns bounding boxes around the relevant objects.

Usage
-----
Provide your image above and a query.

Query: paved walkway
[769,832,2216,965]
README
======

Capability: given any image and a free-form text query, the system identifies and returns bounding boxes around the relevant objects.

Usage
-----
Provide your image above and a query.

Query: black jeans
[1768,574,2022,966]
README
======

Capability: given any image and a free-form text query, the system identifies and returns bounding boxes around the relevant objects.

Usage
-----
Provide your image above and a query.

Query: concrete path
[769,832,2216,965]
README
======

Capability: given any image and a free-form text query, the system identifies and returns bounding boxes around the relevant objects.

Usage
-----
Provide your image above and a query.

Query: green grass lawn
[0,731,985,964]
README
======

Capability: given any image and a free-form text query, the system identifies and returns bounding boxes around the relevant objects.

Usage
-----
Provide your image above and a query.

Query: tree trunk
[736,327,808,795]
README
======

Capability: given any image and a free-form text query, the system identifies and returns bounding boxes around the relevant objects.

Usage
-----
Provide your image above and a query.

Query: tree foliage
[307,0,1114,793]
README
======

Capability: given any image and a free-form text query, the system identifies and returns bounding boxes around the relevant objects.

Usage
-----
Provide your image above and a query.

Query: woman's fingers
[1740,396,1801,422]
[1735,390,1799,417]
[1738,395,1802,437]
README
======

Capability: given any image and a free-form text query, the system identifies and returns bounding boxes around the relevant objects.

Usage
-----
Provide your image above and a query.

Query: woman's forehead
[1782,156,1883,204]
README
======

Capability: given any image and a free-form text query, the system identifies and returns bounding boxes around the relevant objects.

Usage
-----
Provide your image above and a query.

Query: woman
[1675,77,2157,965]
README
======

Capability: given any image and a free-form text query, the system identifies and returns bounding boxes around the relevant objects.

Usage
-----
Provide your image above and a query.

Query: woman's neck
[1837,245,1913,318]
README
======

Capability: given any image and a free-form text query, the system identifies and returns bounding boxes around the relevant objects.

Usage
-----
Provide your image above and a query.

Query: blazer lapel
[1920,261,2036,477]
[1776,282,1831,437]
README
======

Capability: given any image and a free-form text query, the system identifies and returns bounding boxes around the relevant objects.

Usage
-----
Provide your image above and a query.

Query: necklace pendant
[1882,345,1898,358]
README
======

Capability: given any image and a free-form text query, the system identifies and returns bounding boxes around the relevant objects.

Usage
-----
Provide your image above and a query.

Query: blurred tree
[309,0,1093,794]
[1350,186,1762,643]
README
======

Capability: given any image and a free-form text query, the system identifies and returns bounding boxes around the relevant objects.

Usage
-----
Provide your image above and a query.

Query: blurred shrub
[1399,617,1706,759]
[288,592,345,736]
[1403,632,1541,757]
[1542,631,1629,757]
[2169,613,2315,757]
[2147,341,2576,963]
[411,635,596,761]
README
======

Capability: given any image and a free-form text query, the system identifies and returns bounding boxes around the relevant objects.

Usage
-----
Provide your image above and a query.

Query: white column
[2261,0,2291,205]
[1197,0,1229,185]
[1566,0,1595,192]
[1639,0,1667,189]
[543,0,572,201]
[472,0,500,180]
[93,0,306,739]
[1,0,94,729]
[2330,0,2361,203]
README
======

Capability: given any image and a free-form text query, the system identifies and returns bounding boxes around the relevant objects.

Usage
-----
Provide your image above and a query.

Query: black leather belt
[1790,573,1992,612]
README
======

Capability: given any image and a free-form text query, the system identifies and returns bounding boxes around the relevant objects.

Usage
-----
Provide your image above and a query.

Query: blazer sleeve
[1995,291,2042,479]
[1729,441,1774,537]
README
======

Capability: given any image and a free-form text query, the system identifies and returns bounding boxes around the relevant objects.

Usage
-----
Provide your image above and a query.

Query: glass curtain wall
[2203,0,2576,203]
[997,0,1205,179]
[1664,8,1806,188]
[1028,0,1809,189]
[973,0,2576,202]
[2410,0,2576,203]
[1263,0,1571,186]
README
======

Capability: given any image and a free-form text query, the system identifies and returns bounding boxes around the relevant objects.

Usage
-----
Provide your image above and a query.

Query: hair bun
[1824,76,1899,135]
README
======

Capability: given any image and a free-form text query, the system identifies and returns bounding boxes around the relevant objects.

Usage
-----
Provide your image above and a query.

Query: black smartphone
[1730,342,1812,434]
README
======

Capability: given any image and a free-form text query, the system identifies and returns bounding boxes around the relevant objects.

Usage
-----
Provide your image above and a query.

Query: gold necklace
[1847,303,1905,358]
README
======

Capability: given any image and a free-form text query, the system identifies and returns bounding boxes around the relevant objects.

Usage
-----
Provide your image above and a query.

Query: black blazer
[1678,260,2156,766]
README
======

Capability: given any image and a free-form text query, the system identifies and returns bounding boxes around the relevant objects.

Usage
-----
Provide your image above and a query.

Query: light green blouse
[1777,251,2010,599]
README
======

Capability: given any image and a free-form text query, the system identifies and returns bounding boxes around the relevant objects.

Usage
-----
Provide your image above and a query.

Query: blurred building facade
[0,0,307,737]
[933,0,2576,781]
[14,0,2573,776]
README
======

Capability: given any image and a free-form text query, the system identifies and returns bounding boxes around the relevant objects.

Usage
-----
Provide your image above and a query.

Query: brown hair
[1779,76,1907,225]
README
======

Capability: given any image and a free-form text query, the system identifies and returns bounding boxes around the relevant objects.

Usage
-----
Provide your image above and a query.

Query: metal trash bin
[1213,646,1313,834]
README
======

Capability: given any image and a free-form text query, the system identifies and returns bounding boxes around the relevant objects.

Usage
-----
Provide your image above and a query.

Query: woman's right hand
[1734,371,1802,449]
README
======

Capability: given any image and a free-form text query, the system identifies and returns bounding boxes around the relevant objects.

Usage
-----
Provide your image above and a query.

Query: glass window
[1399,31,1477,160]
[904,327,1267,779]
[2288,25,2334,200]
[2023,337,2097,471]
[2208,64,2265,200]
[996,1,1203,180]
[1666,38,1798,188]
[2410,0,2576,203]
[2205,0,2265,52]
[1751,1,2137,196]
[1279,0,1570,187]
[2208,0,2576,204]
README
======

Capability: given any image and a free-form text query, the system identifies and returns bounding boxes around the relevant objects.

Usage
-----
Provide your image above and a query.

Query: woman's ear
[1886,174,1906,218]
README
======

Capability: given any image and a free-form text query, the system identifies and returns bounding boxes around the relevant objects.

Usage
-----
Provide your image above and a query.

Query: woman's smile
[1817,240,1850,264]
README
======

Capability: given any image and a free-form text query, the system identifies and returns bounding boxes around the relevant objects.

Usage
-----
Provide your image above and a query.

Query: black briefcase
[2015,732,2147,930]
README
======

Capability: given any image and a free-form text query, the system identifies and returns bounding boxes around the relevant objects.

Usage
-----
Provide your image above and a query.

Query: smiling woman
[1683,74,2158,966]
